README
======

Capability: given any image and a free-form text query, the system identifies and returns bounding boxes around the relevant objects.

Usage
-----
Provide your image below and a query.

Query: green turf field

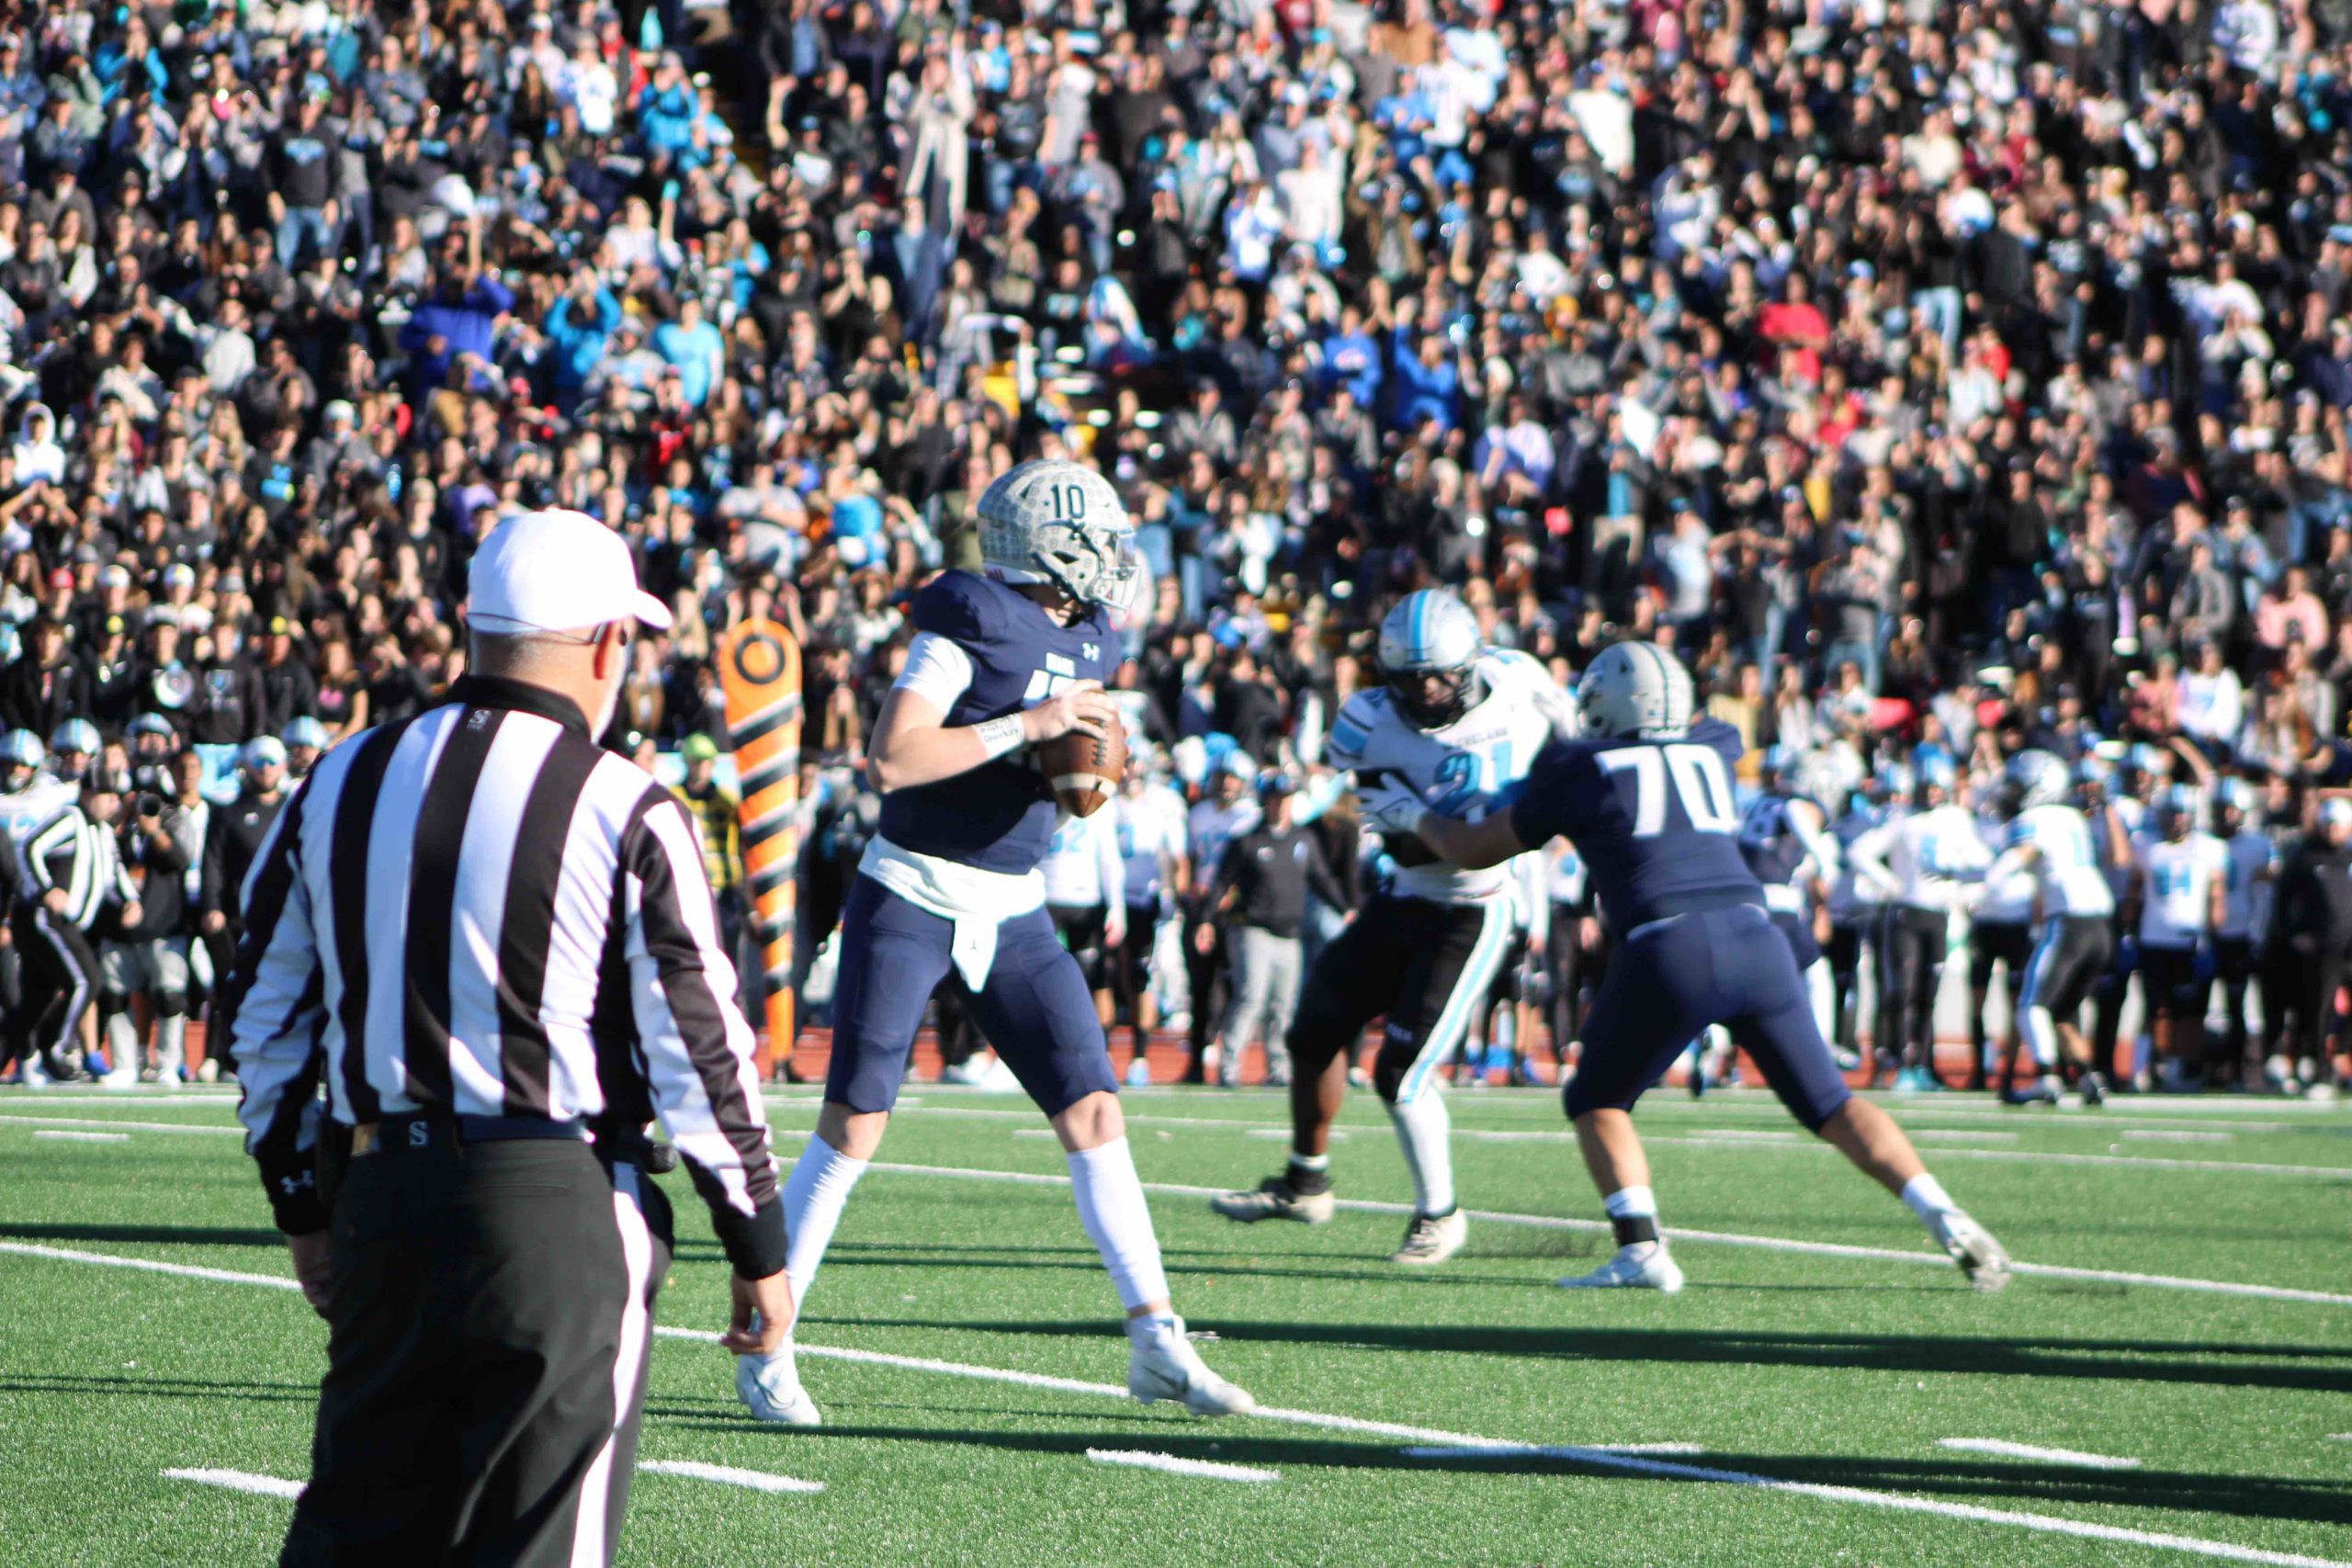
[3,1082,2349,1566]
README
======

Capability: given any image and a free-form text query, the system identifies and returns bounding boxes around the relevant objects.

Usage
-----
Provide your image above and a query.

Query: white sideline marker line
[1939,1438,2143,1469]
[33,1129,130,1143]
[1084,1449,1279,1483]
[638,1460,824,1494]
[1913,1130,2022,1145]
[1405,1442,1708,1459]
[165,1468,304,1500]
[7,1244,2338,1568]
[2120,1130,2234,1145]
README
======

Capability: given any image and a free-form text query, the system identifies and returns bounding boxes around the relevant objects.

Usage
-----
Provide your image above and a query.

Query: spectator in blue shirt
[653,296,726,408]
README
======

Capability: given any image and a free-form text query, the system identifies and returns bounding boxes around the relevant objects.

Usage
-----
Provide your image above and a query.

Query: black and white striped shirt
[14,802,135,931]
[224,675,787,1275]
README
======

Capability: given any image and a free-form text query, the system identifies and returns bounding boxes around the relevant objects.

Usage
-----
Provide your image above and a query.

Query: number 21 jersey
[1510,717,1758,932]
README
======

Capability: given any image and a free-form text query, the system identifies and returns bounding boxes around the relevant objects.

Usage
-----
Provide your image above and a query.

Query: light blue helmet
[241,736,289,773]
[1874,759,1915,801]
[1377,590,1483,727]
[2219,777,2257,816]
[283,716,331,752]
[976,459,1141,612]
[1917,752,1958,797]
[0,728,42,772]
[49,718,99,758]
[1577,641,1693,739]
[1763,742,1803,779]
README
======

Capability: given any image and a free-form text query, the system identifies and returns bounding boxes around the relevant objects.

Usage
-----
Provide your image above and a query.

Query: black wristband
[710,1193,790,1280]
[261,1158,329,1235]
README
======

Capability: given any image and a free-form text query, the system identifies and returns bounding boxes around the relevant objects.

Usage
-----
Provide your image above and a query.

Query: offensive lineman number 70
[1600,745,1739,837]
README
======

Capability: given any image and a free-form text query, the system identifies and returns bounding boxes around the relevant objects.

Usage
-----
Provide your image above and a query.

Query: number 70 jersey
[1508,716,1761,933]
[1326,648,1574,905]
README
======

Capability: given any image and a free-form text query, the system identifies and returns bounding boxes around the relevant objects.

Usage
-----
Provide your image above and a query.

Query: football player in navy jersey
[734,459,1254,1426]
[1362,642,2010,1293]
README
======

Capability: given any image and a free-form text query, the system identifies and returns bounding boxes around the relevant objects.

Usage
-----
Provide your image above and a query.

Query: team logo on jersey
[1082,643,1100,662]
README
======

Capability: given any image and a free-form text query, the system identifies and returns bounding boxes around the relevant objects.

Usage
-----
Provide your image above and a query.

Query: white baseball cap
[468,510,673,635]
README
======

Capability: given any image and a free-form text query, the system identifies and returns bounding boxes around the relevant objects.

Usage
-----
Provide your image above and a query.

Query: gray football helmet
[976,459,1143,612]
[1577,642,1694,739]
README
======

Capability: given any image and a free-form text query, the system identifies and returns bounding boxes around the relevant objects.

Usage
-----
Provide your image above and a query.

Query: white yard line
[637,1460,824,1494]
[1405,1442,1709,1459]
[2120,1130,2235,1144]
[9,1243,2336,1568]
[164,1468,303,1500]
[0,1092,238,1107]
[1083,1449,1279,1483]
[1938,1438,2143,1470]
[1913,1131,2022,1145]
[33,1129,130,1143]
[756,1099,2352,1179]
[824,1158,2352,1308]
[0,1115,241,1136]
[1641,1135,2351,1182]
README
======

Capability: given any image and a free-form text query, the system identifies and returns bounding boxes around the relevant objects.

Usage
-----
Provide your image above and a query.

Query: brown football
[1038,714,1127,818]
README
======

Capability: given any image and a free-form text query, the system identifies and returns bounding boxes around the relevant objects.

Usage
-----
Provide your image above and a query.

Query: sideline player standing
[1212,590,1575,1266]
[1849,757,1989,1090]
[736,459,1253,1426]
[1366,642,2009,1292]
[2130,785,2228,1090]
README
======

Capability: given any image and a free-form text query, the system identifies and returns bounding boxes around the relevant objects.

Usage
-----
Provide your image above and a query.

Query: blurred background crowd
[3,0,2351,1095]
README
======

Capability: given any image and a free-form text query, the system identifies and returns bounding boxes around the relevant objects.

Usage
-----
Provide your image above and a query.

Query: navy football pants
[827,875,1118,1116]
[1566,902,1852,1131]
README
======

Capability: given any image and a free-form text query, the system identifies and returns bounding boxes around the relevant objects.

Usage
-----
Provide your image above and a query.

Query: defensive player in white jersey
[1040,799,1127,1033]
[1211,590,1576,1265]
[1849,756,1991,1090]
[2130,784,2228,1089]
[1984,751,2117,1105]
[2211,779,2276,1084]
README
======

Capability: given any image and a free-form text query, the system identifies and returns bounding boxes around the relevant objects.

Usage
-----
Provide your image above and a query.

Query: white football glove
[1358,780,1432,841]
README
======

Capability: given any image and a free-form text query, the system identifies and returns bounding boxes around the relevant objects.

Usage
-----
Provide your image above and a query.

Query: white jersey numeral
[1023,652,1082,704]
[1601,744,1738,838]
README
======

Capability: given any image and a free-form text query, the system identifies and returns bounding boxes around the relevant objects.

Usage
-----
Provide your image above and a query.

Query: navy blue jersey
[878,571,1118,875]
[1510,717,1761,931]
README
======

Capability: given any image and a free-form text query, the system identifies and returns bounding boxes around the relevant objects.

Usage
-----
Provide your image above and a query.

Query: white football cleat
[1127,1317,1255,1416]
[735,1348,823,1427]
[17,1052,53,1089]
[1390,1209,1467,1266]
[1556,1242,1685,1294]
[1926,1208,2010,1292]
[100,1064,139,1089]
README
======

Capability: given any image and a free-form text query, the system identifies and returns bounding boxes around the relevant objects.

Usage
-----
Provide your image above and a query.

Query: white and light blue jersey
[2135,831,2227,948]
[2007,803,2113,919]
[1329,647,1575,905]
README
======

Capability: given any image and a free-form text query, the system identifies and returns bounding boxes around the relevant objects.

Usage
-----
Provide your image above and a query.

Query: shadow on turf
[0,1371,316,1405]
[826,1317,2352,1396]
[669,1237,1587,1291]
[636,1416,2352,1527]
[0,1221,285,1248]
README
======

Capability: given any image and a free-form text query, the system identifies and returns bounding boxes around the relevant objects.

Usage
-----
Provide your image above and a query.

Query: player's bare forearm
[1416,810,1531,872]
[866,683,1114,794]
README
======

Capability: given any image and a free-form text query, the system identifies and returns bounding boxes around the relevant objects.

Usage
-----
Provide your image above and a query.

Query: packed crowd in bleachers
[2,0,2349,1097]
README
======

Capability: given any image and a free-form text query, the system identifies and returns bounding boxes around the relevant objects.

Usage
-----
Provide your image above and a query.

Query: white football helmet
[1376,590,1483,727]
[1577,642,1693,739]
[2005,750,2068,814]
[977,459,1143,612]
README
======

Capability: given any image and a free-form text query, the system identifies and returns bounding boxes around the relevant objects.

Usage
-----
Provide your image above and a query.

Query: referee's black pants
[282,1129,674,1568]
[10,908,100,1062]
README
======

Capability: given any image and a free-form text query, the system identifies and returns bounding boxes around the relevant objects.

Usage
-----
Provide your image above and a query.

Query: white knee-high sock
[1066,1137,1170,1311]
[781,1135,870,1309]
[156,1013,186,1077]
[104,1012,139,1072]
[1386,1092,1455,1216]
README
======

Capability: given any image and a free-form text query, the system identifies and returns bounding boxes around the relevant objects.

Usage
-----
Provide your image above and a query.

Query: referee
[225,510,794,1567]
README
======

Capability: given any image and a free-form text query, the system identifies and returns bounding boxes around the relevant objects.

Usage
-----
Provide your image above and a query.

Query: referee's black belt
[350,1113,590,1156]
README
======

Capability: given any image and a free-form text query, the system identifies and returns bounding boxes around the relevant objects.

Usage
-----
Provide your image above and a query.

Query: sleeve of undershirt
[893,630,978,711]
